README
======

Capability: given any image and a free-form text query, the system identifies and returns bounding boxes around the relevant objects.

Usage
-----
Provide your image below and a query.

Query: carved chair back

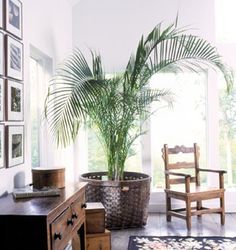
[162,143,200,189]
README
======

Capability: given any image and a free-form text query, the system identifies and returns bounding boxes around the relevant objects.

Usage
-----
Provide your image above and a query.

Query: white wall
[72,0,215,73]
[0,0,73,195]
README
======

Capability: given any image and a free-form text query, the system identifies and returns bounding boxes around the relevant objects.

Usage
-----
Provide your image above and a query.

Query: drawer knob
[54,232,62,240]
[72,212,78,219]
[81,203,87,209]
[67,218,74,226]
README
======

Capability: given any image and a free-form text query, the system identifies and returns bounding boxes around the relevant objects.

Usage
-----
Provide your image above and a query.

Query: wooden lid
[86,202,105,213]
[32,167,65,173]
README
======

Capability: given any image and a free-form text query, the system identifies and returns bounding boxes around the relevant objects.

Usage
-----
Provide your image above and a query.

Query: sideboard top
[0,182,87,216]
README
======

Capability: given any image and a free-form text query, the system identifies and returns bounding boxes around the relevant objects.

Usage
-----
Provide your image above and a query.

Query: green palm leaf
[45,49,106,146]
[125,22,233,91]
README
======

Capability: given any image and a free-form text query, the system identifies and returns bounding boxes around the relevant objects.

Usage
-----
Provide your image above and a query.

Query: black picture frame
[6,125,24,168]
[0,78,4,121]
[0,123,4,168]
[5,0,23,40]
[0,32,3,76]
[0,0,3,30]
[5,79,23,121]
[5,34,23,81]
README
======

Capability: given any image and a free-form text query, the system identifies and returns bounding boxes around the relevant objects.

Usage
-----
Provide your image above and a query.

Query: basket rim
[80,171,151,185]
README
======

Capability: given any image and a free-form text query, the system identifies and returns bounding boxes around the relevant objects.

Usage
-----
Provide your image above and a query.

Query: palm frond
[125,24,233,91]
[45,49,106,146]
[91,51,105,80]
[138,88,173,108]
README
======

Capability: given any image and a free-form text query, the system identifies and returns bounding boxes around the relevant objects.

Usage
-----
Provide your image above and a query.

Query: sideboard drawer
[71,192,86,227]
[51,207,73,250]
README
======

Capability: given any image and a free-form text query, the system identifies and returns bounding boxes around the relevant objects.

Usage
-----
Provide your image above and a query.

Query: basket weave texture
[80,171,151,229]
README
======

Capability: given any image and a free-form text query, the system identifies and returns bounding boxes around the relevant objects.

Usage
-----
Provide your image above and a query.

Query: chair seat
[165,185,224,196]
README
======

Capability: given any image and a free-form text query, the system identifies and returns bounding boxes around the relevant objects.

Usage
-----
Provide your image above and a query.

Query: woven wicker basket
[80,171,151,229]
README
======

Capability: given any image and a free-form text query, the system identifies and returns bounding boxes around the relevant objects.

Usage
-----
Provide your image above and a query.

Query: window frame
[29,45,53,168]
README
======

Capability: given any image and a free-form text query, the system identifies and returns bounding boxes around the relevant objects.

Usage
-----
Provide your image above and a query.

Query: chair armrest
[199,168,226,189]
[198,168,227,174]
[165,171,191,178]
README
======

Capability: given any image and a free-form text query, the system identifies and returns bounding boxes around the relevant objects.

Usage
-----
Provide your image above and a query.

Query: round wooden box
[32,167,65,189]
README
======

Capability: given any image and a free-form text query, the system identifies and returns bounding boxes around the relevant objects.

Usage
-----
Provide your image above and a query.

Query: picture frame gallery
[0,0,24,168]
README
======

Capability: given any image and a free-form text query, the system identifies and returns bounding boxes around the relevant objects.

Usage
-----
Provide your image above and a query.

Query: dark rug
[128,236,236,250]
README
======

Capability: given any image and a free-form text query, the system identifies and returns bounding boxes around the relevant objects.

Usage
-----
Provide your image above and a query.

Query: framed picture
[6,35,23,81]
[6,125,24,167]
[0,0,3,29]
[6,79,23,121]
[0,78,4,121]
[5,0,22,39]
[0,32,3,76]
[0,124,4,168]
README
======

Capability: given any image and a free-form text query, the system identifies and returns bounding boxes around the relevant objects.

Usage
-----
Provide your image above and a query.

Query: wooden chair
[162,143,226,230]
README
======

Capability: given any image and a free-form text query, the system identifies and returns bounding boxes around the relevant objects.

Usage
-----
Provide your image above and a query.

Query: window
[29,47,52,168]
[215,0,236,187]
[150,73,207,189]
[87,128,142,173]
[30,58,42,167]
[219,74,236,187]
[87,128,106,172]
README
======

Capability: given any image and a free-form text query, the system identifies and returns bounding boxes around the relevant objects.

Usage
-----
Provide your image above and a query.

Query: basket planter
[80,171,151,229]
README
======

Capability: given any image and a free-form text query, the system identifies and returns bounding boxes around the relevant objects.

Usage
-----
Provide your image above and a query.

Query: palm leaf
[125,23,233,91]
[45,49,106,146]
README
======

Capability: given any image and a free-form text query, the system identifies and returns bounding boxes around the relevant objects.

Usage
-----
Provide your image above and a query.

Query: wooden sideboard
[0,182,87,250]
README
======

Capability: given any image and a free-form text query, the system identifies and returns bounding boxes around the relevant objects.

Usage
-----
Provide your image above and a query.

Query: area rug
[128,236,236,250]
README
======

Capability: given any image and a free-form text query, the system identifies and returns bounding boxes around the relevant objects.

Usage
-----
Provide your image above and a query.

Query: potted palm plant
[45,20,233,229]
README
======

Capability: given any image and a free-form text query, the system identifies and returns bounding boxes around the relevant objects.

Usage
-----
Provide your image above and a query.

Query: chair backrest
[162,143,200,189]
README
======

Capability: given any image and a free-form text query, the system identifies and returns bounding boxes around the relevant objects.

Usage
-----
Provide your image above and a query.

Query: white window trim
[30,45,53,168]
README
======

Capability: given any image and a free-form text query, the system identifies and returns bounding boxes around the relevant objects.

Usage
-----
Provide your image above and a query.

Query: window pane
[125,139,142,173]
[87,127,142,173]
[88,128,106,172]
[150,72,207,189]
[30,57,41,167]
[219,74,236,187]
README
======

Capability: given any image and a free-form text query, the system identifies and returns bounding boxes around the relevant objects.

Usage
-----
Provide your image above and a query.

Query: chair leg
[220,195,225,225]
[186,198,191,230]
[166,195,171,222]
[197,201,202,218]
